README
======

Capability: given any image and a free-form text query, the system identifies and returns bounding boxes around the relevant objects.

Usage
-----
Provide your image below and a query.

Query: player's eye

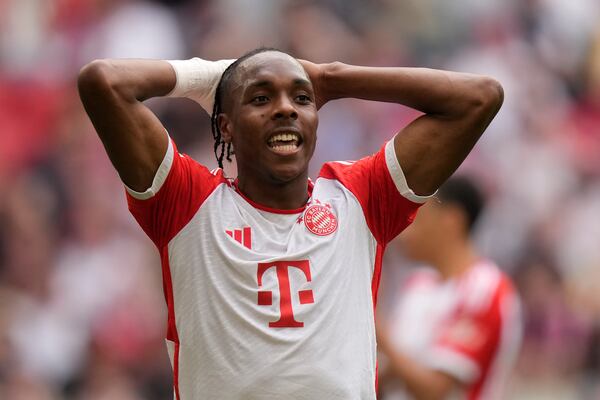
[296,94,312,104]
[252,95,269,104]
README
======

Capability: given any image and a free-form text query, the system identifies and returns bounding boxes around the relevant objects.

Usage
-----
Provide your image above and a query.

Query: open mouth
[267,132,302,154]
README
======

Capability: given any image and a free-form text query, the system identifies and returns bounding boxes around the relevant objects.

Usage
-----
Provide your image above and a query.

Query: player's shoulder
[315,150,386,200]
[458,260,515,313]
[158,148,231,207]
[317,159,360,181]
[317,140,388,177]
[176,150,229,183]
[312,159,365,202]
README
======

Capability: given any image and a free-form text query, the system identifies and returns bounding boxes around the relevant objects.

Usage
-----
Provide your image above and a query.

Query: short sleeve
[424,290,503,384]
[318,140,434,244]
[125,137,226,247]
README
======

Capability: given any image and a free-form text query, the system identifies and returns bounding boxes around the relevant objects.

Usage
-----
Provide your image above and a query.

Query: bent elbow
[472,76,504,115]
[78,59,129,102]
[78,60,112,95]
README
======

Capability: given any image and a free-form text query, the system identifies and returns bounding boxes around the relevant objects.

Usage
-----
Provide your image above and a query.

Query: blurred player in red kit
[377,176,522,400]
[77,47,503,399]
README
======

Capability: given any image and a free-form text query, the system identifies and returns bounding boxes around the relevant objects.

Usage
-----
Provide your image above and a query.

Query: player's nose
[272,94,298,120]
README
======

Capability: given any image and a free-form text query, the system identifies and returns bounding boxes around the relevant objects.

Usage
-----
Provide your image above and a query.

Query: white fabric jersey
[125,137,429,399]
[384,261,522,400]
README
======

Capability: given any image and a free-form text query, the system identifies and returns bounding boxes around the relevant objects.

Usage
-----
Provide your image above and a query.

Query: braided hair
[210,47,285,169]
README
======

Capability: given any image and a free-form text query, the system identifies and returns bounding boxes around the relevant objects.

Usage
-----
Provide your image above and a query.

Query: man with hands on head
[78,47,503,399]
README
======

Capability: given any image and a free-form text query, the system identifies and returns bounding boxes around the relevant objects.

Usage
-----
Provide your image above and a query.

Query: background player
[377,176,522,400]
[77,48,503,398]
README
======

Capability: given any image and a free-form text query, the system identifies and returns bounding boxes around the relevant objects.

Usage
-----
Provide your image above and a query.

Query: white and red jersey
[384,261,522,400]
[125,136,430,399]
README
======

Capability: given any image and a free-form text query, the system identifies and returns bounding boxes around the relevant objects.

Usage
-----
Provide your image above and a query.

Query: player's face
[220,52,318,184]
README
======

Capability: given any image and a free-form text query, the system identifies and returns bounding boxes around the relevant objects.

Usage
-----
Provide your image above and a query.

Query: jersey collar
[232,178,314,215]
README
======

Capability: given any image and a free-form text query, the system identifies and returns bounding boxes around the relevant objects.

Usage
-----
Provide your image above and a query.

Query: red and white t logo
[257,260,314,328]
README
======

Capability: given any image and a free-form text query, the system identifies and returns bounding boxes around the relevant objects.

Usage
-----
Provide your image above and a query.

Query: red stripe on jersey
[372,243,385,393]
[243,227,252,249]
[371,243,385,308]
[226,230,233,237]
[467,277,515,399]
[234,229,242,244]
[160,248,180,400]
[174,341,181,400]
[375,361,379,394]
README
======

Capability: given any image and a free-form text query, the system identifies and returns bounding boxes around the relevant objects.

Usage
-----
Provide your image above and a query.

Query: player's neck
[236,173,310,211]
[432,241,478,280]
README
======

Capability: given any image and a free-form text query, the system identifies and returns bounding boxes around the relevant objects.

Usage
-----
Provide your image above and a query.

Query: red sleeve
[318,140,433,244]
[430,304,500,383]
[125,137,226,248]
[426,275,515,384]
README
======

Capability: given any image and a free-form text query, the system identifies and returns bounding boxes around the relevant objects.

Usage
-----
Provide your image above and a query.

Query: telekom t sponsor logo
[257,260,314,328]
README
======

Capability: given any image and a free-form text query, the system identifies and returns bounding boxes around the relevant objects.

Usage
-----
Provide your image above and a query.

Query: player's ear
[218,114,233,143]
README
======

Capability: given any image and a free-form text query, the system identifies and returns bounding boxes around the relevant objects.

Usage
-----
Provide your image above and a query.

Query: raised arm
[78,59,175,192]
[301,61,503,196]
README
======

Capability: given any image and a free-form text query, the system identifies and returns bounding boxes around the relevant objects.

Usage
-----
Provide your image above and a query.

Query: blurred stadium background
[1,0,599,398]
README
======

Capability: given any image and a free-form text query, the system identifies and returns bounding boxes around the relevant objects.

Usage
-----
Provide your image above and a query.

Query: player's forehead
[237,51,309,87]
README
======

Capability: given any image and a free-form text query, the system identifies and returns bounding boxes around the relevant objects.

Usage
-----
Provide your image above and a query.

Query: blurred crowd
[1,0,599,398]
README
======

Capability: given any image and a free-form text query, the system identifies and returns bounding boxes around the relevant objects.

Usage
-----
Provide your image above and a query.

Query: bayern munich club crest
[304,203,338,236]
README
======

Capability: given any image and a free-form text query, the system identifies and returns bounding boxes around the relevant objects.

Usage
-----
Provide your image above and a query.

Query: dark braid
[210,47,286,169]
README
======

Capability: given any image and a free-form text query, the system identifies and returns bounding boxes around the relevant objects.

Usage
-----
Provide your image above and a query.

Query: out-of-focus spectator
[1,0,599,398]
[378,177,522,400]
[510,253,593,399]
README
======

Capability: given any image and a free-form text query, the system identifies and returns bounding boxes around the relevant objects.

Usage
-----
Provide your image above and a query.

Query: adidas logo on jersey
[226,227,252,249]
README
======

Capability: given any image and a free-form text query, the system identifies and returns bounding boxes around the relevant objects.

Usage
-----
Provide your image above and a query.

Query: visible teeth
[268,133,299,144]
[271,143,298,152]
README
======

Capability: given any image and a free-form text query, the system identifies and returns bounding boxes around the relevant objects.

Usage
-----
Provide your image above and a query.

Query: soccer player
[377,176,522,400]
[77,48,503,399]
